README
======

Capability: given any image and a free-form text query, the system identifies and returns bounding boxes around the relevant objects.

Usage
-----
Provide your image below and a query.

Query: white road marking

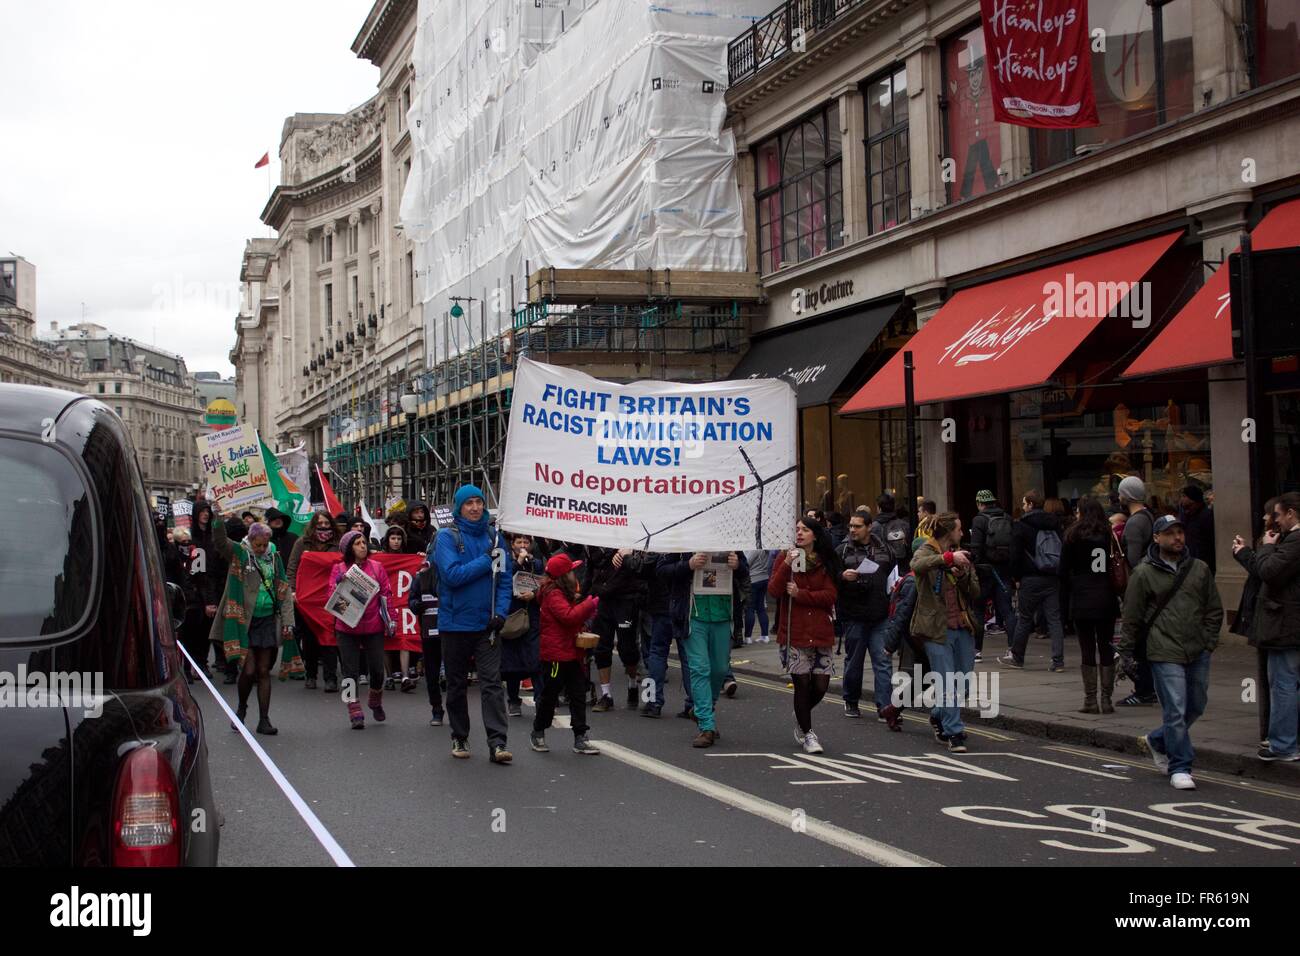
[182,645,356,867]
[591,739,939,867]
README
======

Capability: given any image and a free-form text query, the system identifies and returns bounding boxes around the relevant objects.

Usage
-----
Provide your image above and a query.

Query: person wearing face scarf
[404,501,433,554]
[288,510,343,691]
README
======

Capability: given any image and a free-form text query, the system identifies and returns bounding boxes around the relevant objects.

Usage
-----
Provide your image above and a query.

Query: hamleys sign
[938,304,1056,367]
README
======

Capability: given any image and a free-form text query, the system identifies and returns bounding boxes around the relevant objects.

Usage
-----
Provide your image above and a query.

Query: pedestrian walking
[287,511,342,692]
[910,514,979,752]
[502,533,544,717]
[1233,492,1300,762]
[530,553,601,755]
[328,530,397,729]
[433,484,514,764]
[410,555,444,726]
[587,546,649,711]
[1122,515,1223,789]
[677,549,746,748]
[1061,497,1121,714]
[771,518,840,755]
[645,552,695,719]
[1178,485,1216,574]
[837,510,894,721]
[880,538,927,731]
[743,548,773,643]
[969,490,1018,661]
[1231,498,1279,748]
[210,517,293,735]
[378,524,417,691]
[1117,475,1160,706]
[1002,490,1066,672]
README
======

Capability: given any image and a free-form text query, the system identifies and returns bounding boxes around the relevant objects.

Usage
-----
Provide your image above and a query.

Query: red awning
[1123,198,1300,378]
[840,231,1182,413]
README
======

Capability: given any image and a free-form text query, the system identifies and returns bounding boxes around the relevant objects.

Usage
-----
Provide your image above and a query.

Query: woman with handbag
[329,530,397,729]
[502,533,544,717]
[531,553,601,755]
[769,518,841,755]
[1061,497,1122,714]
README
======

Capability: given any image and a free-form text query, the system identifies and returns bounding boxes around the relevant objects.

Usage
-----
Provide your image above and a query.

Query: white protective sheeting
[400,0,768,365]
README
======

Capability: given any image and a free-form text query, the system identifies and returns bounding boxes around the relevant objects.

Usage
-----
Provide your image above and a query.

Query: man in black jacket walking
[837,512,895,720]
[970,490,1017,659]
[1001,490,1066,671]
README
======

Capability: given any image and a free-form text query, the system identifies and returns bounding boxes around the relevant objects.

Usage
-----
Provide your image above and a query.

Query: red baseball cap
[546,553,583,578]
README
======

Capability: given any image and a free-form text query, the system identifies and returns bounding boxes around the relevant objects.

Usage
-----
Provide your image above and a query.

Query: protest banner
[293,552,421,652]
[172,499,193,532]
[497,357,797,551]
[197,423,271,512]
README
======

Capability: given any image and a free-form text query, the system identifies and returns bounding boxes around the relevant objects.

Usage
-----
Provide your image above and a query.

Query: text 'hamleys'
[938,305,1055,367]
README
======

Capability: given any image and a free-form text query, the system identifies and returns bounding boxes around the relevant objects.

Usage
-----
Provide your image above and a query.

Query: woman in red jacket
[531,553,601,756]
[770,517,841,754]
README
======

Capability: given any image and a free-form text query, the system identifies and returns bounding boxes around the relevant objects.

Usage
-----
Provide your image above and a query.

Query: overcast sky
[0,1,378,377]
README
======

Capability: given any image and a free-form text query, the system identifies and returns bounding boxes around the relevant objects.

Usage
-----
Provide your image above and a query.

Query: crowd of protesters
[156,476,1297,787]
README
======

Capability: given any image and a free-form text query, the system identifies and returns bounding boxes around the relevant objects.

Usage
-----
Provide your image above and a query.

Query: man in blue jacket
[431,484,515,763]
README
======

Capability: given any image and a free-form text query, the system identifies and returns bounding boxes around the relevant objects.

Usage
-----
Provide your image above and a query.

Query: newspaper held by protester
[325,563,380,629]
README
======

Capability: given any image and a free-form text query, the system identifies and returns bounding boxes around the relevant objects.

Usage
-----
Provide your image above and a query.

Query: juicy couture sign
[979,0,1098,128]
[791,278,855,315]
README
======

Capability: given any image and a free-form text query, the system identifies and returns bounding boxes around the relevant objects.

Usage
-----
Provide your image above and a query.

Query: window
[942,22,1001,203]
[350,274,360,320]
[320,231,334,265]
[97,382,105,394]
[1252,0,1300,86]
[753,102,844,274]
[1030,1,1192,171]
[400,84,411,133]
[864,65,910,234]
[404,252,414,312]
[114,406,123,417]
[324,282,333,333]
[347,222,359,257]
[370,214,380,249]
[114,382,121,394]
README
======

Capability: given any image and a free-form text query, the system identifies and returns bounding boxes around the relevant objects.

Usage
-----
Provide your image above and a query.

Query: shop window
[802,404,920,519]
[1030,1,1192,171]
[754,103,844,275]
[942,22,1002,203]
[1252,0,1300,86]
[864,65,910,234]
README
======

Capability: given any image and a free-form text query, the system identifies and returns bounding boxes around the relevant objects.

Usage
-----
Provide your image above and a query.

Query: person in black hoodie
[501,533,545,717]
[265,508,299,562]
[1001,490,1066,672]
[190,499,236,683]
[587,546,651,711]
[970,490,1018,657]
[1060,497,1121,713]
[404,501,433,555]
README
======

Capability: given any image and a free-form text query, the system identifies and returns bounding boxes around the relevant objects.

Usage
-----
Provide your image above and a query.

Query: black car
[0,384,219,865]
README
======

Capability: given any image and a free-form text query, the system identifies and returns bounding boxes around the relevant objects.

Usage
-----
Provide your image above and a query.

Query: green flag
[260,437,312,535]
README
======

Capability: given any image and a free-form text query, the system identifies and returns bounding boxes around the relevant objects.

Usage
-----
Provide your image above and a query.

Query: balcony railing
[727,0,867,86]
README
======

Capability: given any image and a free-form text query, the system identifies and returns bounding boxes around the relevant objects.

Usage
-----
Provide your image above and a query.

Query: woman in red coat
[531,553,601,756]
[770,517,841,754]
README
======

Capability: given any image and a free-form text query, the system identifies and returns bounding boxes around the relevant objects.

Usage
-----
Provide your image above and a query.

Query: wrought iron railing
[727,0,868,86]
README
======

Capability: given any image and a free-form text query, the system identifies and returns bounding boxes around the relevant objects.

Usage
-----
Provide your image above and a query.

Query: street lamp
[400,390,419,501]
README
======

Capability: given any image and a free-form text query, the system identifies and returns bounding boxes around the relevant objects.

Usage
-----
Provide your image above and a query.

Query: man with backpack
[1001,490,1066,672]
[1117,475,1160,706]
[837,511,895,720]
[970,490,1017,661]
[872,493,913,575]
[1122,515,1223,789]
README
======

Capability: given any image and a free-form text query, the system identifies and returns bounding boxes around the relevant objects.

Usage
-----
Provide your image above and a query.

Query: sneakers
[256,717,278,736]
[1049,662,1067,673]
[304,677,317,690]
[801,730,825,755]
[451,738,470,758]
[692,730,717,748]
[743,636,753,645]
[529,732,549,753]
[1118,693,1157,706]
[722,678,738,698]
[640,702,662,718]
[929,713,945,742]
[429,711,444,727]
[507,700,523,718]
[627,686,640,707]
[1170,772,1197,790]
[384,673,398,691]
[573,735,600,755]
[947,733,969,753]
[998,653,1023,669]
[973,651,983,663]
[400,677,417,693]
[1258,747,1299,762]
[490,745,513,764]
[1139,733,1170,773]
[592,694,614,713]
[843,702,862,719]
[794,725,807,748]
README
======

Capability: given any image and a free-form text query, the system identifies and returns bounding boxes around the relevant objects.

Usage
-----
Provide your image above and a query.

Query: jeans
[842,618,893,711]
[685,619,732,731]
[442,630,509,748]
[1148,653,1211,776]
[421,635,443,715]
[976,568,1017,652]
[745,580,770,638]
[926,628,974,737]
[1266,648,1299,757]
[1010,576,1065,666]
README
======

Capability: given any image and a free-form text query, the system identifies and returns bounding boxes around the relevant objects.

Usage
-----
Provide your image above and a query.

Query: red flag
[316,464,343,515]
[254,152,270,169]
[979,0,1098,129]
[293,552,423,651]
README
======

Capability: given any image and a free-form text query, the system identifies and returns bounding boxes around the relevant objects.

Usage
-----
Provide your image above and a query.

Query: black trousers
[180,607,209,672]
[422,635,444,714]
[534,659,589,737]
[336,631,386,688]
[299,608,337,681]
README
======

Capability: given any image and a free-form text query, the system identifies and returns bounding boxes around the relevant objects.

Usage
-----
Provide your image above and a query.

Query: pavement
[729,628,1300,785]
[200,650,1300,867]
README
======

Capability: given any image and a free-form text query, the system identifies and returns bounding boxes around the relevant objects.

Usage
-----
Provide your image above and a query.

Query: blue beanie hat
[453,484,487,517]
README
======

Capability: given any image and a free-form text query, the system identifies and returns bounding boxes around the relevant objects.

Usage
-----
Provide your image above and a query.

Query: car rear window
[0,437,96,640]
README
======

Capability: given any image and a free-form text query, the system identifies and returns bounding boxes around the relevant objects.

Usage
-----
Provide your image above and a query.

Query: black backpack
[883,517,911,568]
[984,513,1013,565]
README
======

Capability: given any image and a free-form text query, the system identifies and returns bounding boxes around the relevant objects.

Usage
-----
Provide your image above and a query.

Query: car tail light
[111,746,180,867]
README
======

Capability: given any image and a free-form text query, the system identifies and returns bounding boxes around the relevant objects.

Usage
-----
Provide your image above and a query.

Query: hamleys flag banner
[980,0,1098,129]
